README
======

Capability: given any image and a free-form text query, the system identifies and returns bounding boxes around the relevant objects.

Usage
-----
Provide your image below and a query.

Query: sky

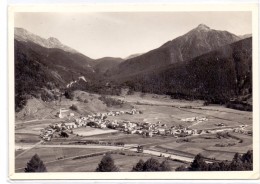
[15,12,252,59]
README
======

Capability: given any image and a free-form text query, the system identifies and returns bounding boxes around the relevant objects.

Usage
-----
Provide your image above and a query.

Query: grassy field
[15,147,112,172]
[14,91,253,172]
[34,151,186,172]
[153,133,252,161]
[81,132,176,146]
[73,126,118,137]
[15,133,41,144]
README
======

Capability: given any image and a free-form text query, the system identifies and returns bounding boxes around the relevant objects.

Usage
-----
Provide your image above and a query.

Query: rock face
[110,24,241,77]
[14,27,78,53]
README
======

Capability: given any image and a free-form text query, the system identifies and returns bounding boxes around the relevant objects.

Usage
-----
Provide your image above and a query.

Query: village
[39,106,250,142]
[40,107,197,141]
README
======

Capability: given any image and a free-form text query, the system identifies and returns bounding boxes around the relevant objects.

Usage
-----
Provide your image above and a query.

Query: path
[15,141,42,159]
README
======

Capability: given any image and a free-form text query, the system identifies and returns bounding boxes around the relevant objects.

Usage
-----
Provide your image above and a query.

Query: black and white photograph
[8,3,259,180]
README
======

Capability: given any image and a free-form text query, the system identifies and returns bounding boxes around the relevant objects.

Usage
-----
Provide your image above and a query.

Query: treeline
[69,79,121,96]
[176,150,253,171]
[132,158,171,171]
[24,150,252,172]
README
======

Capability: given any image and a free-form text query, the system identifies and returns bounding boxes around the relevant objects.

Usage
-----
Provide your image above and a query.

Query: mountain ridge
[116,37,252,104]
[15,27,79,54]
[108,24,241,78]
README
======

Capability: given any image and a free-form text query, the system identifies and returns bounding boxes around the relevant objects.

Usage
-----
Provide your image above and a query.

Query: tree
[96,154,119,172]
[218,160,230,171]
[60,131,69,138]
[64,90,74,100]
[142,158,161,171]
[230,153,244,171]
[242,150,253,164]
[190,154,208,171]
[175,165,188,171]
[160,159,172,171]
[242,150,253,170]
[132,159,145,171]
[24,154,47,172]
[208,162,220,171]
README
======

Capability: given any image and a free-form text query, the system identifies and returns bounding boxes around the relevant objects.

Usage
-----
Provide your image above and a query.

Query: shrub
[64,90,74,100]
[98,95,124,107]
[60,131,69,138]
[70,104,78,111]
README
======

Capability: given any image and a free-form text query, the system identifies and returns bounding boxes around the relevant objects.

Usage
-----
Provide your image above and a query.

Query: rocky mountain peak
[196,24,210,31]
[14,27,77,53]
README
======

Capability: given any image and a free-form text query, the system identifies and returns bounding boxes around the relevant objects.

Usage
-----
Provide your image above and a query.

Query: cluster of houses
[233,125,252,135]
[40,108,142,141]
[40,111,204,142]
[42,109,251,143]
[39,128,56,141]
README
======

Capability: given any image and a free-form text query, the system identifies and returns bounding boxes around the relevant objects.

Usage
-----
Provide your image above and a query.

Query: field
[15,91,253,172]
[73,126,118,137]
[152,132,252,161]
[15,147,112,172]
[17,149,185,172]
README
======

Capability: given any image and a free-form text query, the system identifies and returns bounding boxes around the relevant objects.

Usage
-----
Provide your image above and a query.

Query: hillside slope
[94,57,124,74]
[119,37,252,103]
[15,39,96,111]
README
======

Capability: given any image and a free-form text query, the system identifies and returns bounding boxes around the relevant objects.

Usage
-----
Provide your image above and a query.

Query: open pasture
[153,132,252,161]
[73,126,118,137]
[33,151,185,172]
[15,147,111,172]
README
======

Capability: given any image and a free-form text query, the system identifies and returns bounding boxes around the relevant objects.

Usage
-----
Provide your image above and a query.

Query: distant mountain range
[14,25,252,111]
[108,24,242,78]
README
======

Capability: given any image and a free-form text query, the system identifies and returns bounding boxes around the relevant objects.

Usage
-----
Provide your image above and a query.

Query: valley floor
[14,92,252,172]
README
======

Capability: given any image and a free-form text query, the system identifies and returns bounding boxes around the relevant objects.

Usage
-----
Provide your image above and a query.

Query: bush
[70,104,78,111]
[98,95,124,107]
[60,131,69,138]
[64,90,74,100]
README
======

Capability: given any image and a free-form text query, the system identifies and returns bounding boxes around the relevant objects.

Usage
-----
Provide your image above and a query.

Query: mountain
[119,37,252,104]
[14,29,96,111]
[109,24,241,78]
[125,53,143,60]
[94,57,124,74]
[15,27,78,53]
[239,34,252,39]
